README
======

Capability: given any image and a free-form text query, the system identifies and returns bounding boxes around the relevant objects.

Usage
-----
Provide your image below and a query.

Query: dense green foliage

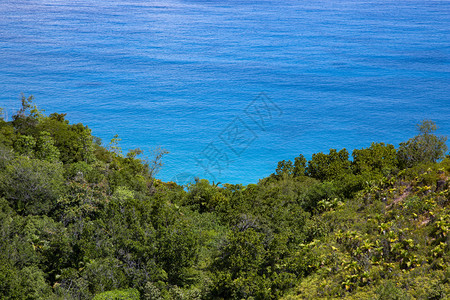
[0,97,449,299]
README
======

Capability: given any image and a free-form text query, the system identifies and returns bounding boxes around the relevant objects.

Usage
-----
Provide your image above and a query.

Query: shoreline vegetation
[0,96,449,299]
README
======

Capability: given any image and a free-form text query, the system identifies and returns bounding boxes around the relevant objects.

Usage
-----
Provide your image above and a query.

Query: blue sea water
[0,0,449,185]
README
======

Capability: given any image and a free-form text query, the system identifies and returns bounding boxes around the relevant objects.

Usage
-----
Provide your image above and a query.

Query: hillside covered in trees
[0,96,449,299]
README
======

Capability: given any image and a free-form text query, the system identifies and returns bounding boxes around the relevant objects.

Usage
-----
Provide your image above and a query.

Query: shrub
[93,288,140,300]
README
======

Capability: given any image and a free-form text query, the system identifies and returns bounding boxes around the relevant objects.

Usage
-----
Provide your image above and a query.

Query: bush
[0,156,64,215]
[375,281,411,300]
[93,288,140,300]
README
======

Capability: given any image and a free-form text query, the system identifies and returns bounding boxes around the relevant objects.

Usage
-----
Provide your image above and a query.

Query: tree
[38,116,95,164]
[210,228,267,299]
[35,131,60,162]
[293,154,307,177]
[13,134,36,157]
[0,157,64,215]
[397,120,448,168]
[352,142,397,176]
[185,179,226,213]
[11,95,43,136]
[275,160,294,177]
[0,121,15,149]
[307,149,351,181]
[273,154,306,178]
[146,147,169,194]
[147,147,169,180]
[108,134,123,157]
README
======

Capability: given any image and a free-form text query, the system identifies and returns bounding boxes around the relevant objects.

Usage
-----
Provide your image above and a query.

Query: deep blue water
[1,0,449,185]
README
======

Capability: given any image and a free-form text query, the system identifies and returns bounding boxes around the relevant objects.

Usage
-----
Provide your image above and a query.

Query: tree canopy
[0,98,448,299]
[397,120,448,168]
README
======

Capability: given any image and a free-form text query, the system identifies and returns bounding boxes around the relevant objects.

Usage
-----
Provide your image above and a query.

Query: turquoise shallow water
[0,0,449,184]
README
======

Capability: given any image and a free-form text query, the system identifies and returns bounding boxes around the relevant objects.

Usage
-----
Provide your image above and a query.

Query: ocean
[0,0,449,185]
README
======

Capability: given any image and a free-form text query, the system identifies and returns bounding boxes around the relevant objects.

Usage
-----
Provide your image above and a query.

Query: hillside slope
[0,97,448,299]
